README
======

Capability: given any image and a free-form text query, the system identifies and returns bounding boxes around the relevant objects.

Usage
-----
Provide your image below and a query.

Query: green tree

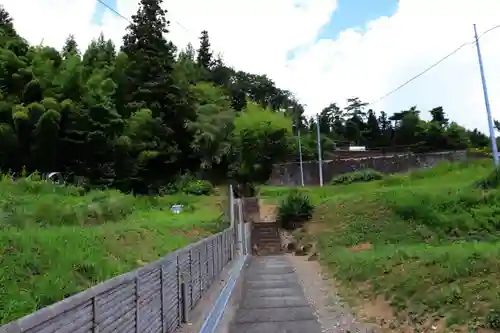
[62,34,79,59]
[121,0,196,183]
[197,30,212,70]
[189,82,235,170]
[229,102,292,195]
[364,109,381,147]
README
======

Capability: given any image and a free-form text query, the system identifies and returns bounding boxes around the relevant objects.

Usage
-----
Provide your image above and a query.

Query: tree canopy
[0,1,493,193]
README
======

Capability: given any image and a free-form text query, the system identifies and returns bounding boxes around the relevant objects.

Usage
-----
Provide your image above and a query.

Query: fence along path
[0,216,239,333]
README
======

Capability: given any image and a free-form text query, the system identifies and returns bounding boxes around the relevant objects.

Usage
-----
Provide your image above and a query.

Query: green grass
[262,159,500,331]
[0,177,227,324]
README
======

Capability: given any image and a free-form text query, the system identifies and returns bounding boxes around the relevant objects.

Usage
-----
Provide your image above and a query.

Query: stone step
[241,295,309,308]
[255,239,281,244]
[252,227,278,231]
[234,306,316,323]
[252,233,280,239]
[252,232,279,237]
[230,320,321,333]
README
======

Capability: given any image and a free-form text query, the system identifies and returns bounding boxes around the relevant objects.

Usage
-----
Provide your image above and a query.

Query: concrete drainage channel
[199,254,249,333]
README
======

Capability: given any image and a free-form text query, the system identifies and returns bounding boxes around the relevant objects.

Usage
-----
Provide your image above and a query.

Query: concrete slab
[244,280,297,289]
[243,287,301,297]
[246,267,296,275]
[242,296,309,309]
[228,256,321,333]
[234,306,316,323]
[245,273,297,282]
[229,320,322,333]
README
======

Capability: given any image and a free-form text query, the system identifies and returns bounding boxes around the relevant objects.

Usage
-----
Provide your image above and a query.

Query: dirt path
[258,200,276,222]
[287,254,379,333]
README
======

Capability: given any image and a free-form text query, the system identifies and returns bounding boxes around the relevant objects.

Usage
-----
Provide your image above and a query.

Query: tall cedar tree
[197,30,212,69]
[121,0,196,177]
[62,34,79,59]
[0,5,15,37]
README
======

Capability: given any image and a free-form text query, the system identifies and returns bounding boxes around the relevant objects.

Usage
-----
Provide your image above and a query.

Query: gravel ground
[288,254,380,333]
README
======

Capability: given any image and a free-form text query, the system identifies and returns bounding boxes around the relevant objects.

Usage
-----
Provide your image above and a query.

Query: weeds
[330,169,384,185]
[277,190,315,230]
[0,177,225,324]
[262,159,500,330]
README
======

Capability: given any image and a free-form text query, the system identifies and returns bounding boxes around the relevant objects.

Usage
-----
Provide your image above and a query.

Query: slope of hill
[262,160,500,332]
[0,177,227,324]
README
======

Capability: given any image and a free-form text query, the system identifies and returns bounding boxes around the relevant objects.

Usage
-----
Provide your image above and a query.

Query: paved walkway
[229,256,322,333]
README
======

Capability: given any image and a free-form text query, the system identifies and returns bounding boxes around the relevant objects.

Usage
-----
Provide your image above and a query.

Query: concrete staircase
[229,256,322,333]
[251,222,281,256]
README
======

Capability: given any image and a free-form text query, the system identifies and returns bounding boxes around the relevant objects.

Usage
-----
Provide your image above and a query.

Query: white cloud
[2,0,500,132]
[285,0,500,133]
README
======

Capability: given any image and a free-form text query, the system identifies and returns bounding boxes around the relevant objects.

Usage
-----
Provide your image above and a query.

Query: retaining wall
[269,150,472,186]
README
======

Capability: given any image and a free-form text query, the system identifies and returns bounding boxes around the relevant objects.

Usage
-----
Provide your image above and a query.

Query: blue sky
[92,0,117,24]
[319,0,398,39]
[93,0,398,36]
[285,0,397,60]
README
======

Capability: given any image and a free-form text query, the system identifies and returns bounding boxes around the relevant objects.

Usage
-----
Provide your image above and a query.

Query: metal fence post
[177,256,182,327]
[92,296,98,333]
[189,249,193,308]
[229,184,235,228]
[161,264,165,333]
[210,239,215,283]
[205,241,209,291]
[237,200,244,255]
[135,275,140,333]
[214,237,218,278]
[220,233,224,267]
[180,275,189,323]
[198,248,202,295]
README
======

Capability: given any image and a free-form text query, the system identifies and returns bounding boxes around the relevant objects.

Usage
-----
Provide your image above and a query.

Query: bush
[486,309,500,329]
[330,169,384,185]
[160,174,214,196]
[277,190,315,230]
[475,167,500,189]
[183,180,213,196]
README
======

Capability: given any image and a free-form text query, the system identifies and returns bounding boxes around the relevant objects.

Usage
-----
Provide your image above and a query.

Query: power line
[95,0,198,40]
[96,0,131,24]
[367,23,500,108]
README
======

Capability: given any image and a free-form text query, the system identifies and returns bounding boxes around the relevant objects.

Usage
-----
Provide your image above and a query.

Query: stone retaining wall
[268,150,473,186]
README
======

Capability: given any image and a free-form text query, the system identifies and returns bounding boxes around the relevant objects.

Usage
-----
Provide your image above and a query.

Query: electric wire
[367,23,500,107]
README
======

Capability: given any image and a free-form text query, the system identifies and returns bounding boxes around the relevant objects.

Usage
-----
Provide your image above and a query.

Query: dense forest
[0,0,492,193]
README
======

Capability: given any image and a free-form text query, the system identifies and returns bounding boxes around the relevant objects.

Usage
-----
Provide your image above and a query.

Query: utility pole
[297,126,305,187]
[316,114,323,186]
[474,24,499,165]
[290,106,305,187]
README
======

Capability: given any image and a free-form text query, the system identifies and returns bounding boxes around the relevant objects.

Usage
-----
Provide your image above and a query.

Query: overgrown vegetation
[330,169,384,185]
[262,160,500,332]
[0,176,226,324]
[277,190,315,230]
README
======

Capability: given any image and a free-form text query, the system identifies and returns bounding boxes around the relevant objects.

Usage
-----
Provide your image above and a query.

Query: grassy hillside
[0,177,227,324]
[262,160,500,332]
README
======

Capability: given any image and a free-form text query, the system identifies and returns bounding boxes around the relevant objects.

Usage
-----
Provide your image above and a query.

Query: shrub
[475,167,500,189]
[183,180,213,196]
[486,309,500,330]
[277,190,314,230]
[160,174,214,196]
[331,169,384,185]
